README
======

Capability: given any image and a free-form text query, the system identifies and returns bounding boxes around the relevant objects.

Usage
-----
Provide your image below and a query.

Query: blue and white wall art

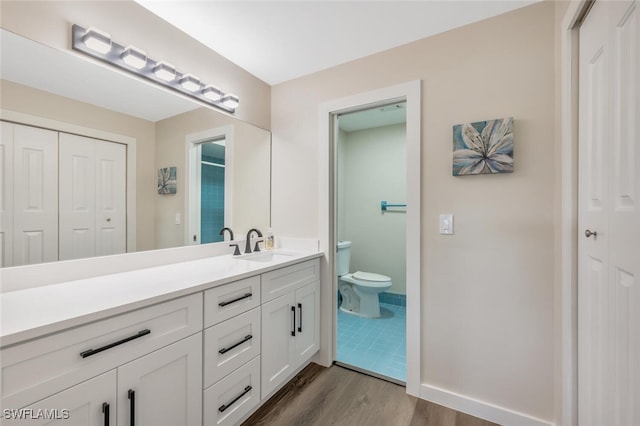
[452,117,514,176]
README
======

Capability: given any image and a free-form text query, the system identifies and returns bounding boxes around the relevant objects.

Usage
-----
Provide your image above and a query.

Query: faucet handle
[229,243,241,256]
[253,239,263,252]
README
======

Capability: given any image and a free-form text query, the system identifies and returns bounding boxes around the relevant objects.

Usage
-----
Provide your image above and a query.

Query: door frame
[185,125,234,245]
[559,1,593,425]
[318,80,421,396]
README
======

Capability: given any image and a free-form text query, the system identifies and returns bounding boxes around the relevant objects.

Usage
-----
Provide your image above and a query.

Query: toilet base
[339,291,382,318]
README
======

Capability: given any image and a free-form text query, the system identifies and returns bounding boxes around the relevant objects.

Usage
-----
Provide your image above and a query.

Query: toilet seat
[353,271,390,282]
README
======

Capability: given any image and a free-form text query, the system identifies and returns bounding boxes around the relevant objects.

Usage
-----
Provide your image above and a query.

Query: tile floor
[336,302,406,382]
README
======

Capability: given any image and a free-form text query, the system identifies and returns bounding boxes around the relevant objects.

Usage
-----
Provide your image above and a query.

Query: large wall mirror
[0,29,271,268]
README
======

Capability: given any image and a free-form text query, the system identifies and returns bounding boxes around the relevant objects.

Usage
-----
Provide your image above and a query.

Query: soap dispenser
[265,228,275,250]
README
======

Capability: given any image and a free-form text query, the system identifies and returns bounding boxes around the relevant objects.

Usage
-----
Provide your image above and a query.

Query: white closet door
[0,122,14,267]
[59,133,97,260]
[578,1,639,425]
[12,123,58,266]
[95,138,126,256]
[59,133,126,260]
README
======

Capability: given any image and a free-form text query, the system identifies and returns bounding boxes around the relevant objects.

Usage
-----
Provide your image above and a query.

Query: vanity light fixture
[121,46,147,70]
[82,27,112,54]
[71,24,239,113]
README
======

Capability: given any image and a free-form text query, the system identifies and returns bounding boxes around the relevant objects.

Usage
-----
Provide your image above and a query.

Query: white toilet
[337,240,392,318]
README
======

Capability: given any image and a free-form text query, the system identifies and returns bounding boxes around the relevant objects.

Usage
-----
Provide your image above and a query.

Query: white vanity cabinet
[0,294,203,425]
[2,371,116,426]
[0,253,322,426]
[260,260,320,399]
[203,276,262,426]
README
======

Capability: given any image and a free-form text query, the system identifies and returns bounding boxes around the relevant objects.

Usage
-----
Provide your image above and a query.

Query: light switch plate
[439,214,453,235]
[175,212,181,225]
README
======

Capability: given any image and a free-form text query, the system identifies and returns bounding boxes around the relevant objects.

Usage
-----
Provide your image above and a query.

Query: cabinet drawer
[204,307,261,388]
[204,276,260,327]
[204,355,260,426]
[261,259,319,303]
[1,293,202,412]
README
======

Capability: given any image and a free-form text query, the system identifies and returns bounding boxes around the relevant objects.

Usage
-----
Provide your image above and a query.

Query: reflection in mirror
[0,29,271,268]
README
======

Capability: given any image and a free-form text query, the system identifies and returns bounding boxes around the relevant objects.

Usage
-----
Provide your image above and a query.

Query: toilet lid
[353,271,391,282]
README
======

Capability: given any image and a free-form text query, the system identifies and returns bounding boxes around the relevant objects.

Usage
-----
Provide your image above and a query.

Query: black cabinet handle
[102,402,110,426]
[218,386,252,413]
[218,293,252,307]
[291,306,296,337]
[297,303,303,333]
[219,334,253,354]
[80,329,151,358]
[128,389,135,426]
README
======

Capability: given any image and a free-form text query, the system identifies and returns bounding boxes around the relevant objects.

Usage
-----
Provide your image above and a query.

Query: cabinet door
[294,282,320,369]
[1,370,115,426]
[260,292,296,399]
[117,334,202,426]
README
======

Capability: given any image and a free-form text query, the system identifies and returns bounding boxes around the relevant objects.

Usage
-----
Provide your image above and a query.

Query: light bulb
[203,85,223,102]
[222,94,239,109]
[153,61,176,82]
[82,27,111,54]
[180,74,201,92]
[121,46,147,69]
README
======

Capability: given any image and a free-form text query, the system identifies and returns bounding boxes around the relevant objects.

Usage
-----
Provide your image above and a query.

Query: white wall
[338,124,407,294]
[271,2,555,423]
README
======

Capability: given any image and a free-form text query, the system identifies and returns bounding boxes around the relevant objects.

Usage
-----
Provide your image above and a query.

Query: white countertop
[0,250,322,348]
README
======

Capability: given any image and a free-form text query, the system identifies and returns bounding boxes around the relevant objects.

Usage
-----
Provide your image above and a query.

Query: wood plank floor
[243,363,499,426]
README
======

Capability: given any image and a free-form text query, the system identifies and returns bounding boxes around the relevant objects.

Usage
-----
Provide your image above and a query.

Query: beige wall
[0,0,270,130]
[272,2,555,422]
[154,108,271,248]
[1,80,157,251]
[338,124,407,294]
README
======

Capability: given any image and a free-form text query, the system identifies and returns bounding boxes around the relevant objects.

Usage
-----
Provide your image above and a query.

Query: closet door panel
[95,140,126,256]
[59,133,96,260]
[12,124,58,266]
[0,122,14,267]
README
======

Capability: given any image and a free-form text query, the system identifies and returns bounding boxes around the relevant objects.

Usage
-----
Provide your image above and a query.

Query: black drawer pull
[291,306,296,337]
[102,402,110,426]
[128,389,135,426]
[219,385,252,413]
[80,329,151,358]
[298,303,303,333]
[218,293,252,307]
[219,334,253,354]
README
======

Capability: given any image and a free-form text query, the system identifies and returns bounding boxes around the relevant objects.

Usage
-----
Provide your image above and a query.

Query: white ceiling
[136,0,540,85]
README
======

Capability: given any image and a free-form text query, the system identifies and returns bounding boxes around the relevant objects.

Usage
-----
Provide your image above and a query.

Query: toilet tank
[336,240,351,276]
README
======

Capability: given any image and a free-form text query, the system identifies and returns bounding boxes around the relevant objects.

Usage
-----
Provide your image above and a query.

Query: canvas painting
[452,117,514,176]
[157,167,177,194]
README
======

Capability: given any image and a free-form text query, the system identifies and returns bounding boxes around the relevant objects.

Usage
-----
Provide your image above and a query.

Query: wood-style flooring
[243,363,499,426]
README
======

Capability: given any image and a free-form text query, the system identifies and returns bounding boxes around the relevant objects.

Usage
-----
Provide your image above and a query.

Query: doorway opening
[186,125,233,246]
[334,102,408,384]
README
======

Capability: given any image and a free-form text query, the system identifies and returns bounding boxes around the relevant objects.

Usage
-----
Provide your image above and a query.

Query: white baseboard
[420,384,554,426]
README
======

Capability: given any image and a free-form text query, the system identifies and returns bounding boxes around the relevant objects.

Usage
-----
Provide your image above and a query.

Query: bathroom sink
[236,250,295,263]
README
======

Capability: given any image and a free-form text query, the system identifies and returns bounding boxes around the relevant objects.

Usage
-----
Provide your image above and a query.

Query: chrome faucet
[245,228,263,254]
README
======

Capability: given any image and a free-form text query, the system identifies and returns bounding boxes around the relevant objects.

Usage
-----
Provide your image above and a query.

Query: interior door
[59,133,97,260]
[1,122,14,267]
[59,133,126,260]
[578,1,639,425]
[95,139,126,256]
[12,123,59,266]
